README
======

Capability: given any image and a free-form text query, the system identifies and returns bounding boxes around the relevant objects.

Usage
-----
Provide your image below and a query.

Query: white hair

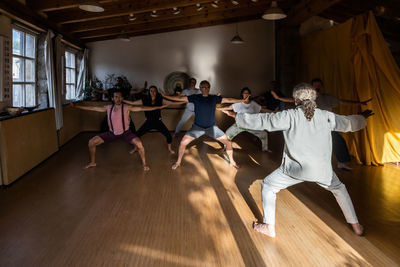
[292,83,317,121]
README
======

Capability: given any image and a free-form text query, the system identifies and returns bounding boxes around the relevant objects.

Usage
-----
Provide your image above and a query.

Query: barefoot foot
[172,162,180,170]
[169,149,176,155]
[84,162,97,169]
[253,222,276,238]
[142,165,150,171]
[129,147,138,154]
[351,223,364,236]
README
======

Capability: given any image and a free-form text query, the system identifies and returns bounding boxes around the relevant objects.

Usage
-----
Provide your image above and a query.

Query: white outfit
[175,88,201,133]
[236,107,366,225]
[226,101,269,151]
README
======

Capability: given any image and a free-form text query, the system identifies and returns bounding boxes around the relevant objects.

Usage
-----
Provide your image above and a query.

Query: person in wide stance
[226,83,372,238]
[72,90,167,171]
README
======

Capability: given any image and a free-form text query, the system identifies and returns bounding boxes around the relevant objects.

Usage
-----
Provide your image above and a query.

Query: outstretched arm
[128,104,169,112]
[162,99,186,105]
[221,95,249,104]
[332,109,373,132]
[70,102,107,112]
[130,81,147,95]
[271,90,294,103]
[260,107,274,113]
[123,99,143,106]
[217,104,233,111]
[339,98,372,106]
[158,88,188,102]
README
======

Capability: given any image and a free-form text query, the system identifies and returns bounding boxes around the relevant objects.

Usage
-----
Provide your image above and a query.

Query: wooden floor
[0,132,399,266]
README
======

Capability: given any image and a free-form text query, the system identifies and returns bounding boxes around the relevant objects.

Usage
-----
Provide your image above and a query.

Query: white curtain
[76,48,88,100]
[52,34,64,130]
[44,31,56,108]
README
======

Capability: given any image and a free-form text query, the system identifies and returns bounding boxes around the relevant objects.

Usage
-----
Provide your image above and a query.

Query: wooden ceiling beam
[27,0,117,12]
[84,15,259,43]
[284,0,342,26]
[64,1,268,33]
[47,0,236,25]
[76,5,267,40]
[0,0,84,48]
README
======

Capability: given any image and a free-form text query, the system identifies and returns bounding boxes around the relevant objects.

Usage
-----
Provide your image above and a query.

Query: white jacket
[235,107,366,185]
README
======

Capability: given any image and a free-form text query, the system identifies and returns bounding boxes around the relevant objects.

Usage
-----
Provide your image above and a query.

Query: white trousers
[261,167,358,225]
[175,108,194,133]
[226,123,269,151]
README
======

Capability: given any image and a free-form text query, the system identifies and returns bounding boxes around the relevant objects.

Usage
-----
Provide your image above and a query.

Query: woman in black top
[124,85,179,154]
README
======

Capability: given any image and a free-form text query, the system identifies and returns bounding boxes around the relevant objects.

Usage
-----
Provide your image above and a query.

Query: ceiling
[0,0,399,52]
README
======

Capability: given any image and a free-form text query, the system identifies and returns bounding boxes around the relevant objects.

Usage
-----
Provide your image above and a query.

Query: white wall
[88,19,274,97]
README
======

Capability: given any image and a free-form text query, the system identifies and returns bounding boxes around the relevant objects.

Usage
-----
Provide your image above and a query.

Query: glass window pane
[12,57,24,82]
[71,53,75,68]
[12,29,23,56]
[25,34,35,58]
[66,84,75,100]
[71,69,76,84]
[66,68,71,83]
[25,84,36,107]
[65,52,70,67]
[12,84,23,107]
[25,59,35,82]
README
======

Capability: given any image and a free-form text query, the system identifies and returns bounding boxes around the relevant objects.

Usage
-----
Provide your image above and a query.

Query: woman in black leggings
[125,85,179,154]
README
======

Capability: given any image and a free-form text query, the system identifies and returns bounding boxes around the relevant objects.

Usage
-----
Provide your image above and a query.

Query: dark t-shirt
[263,90,283,111]
[142,95,162,121]
[188,94,222,128]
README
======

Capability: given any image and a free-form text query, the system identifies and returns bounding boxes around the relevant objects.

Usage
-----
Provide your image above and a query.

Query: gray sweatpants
[261,167,358,225]
[175,108,195,134]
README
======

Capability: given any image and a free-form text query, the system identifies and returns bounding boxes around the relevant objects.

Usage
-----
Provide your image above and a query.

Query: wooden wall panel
[0,109,58,185]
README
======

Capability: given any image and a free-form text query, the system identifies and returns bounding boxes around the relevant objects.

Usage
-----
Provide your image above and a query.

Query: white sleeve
[333,114,366,132]
[252,101,261,113]
[236,110,291,131]
[232,103,240,113]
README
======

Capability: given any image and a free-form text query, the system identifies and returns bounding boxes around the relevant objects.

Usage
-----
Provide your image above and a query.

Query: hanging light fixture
[196,3,204,11]
[231,0,239,5]
[230,24,244,44]
[172,7,181,15]
[150,10,158,17]
[129,13,136,21]
[211,1,219,8]
[262,1,286,20]
[78,1,104,12]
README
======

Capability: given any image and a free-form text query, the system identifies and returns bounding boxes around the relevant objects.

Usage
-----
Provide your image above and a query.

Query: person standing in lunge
[226,83,372,237]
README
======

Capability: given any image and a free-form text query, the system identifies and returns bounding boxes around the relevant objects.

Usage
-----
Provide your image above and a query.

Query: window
[65,50,76,100]
[12,28,36,107]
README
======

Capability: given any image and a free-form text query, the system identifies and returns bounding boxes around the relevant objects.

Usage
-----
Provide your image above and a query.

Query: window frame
[11,25,37,107]
[64,49,77,100]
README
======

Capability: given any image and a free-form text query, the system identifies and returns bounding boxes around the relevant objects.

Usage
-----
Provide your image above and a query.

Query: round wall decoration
[163,71,190,95]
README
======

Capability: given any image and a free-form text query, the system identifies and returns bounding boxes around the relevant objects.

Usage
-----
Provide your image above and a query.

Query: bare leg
[129,145,137,154]
[131,137,149,171]
[167,143,175,154]
[172,135,195,170]
[84,136,104,169]
[217,135,239,169]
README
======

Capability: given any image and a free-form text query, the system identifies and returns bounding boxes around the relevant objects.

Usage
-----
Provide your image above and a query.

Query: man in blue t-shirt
[161,80,247,170]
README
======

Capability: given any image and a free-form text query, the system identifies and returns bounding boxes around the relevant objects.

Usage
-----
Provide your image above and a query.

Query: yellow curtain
[298,11,400,165]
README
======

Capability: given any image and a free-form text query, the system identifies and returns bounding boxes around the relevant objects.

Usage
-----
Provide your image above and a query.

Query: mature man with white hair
[226,83,373,238]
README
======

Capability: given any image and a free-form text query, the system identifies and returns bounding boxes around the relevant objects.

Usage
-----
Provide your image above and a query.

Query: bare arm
[260,107,274,113]
[158,88,188,102]
[271,90,294,103]
[128,104,168,112]
[217,104,233,111]
[339,98,372,106]
[123,99,143,106]
[71,102,107,112]
[221,95,249,104]
[162,99,186,105]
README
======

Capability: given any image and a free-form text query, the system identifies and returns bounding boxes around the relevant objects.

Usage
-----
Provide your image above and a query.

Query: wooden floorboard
[0,132,398,266]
